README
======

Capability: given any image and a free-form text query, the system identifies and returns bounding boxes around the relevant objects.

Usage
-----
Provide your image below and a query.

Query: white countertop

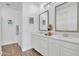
[49,35,79,44]
[32,33,79,44]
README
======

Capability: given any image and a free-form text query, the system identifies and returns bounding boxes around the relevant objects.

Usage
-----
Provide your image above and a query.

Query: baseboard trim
[22,48,43,56]
[2,41,18,46]
[22,48,32,52]
[2,43,18,47]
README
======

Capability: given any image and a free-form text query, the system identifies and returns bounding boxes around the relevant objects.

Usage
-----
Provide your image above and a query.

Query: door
[2,8,17,45]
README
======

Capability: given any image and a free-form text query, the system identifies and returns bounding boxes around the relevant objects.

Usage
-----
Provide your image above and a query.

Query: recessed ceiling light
[6,3,11,6]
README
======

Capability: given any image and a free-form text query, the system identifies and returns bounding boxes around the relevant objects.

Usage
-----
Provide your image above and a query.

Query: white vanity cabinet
[31,33,79,56]
[31,34,41,53]
[39,36,49,55]
[31,34,49,56]
[49,38,79,56]
[60,41,79,56]
[61,47,79,56]
[49,39,61,56]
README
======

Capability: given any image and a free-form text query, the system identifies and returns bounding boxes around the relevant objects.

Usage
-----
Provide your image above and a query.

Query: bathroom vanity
[31,33,79,56]
[31,2,79,56]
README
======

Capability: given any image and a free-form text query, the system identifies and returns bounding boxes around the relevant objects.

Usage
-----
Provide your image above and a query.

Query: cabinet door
[49,38,79,56]
[61,47,79,56]
[31,34,37,48]
[49,39,61,56]
[31,34,49,56]
[31,34,41,52]
[31,35,40,50]
[39,37,49,56]
[60,41,79,56]
[35,36,42,53]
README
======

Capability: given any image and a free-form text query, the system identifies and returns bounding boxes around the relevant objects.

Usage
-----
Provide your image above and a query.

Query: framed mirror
[39,10,49,31]
[55,2,78,32]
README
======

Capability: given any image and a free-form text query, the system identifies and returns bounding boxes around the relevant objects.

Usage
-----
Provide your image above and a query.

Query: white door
[2,8,17,45]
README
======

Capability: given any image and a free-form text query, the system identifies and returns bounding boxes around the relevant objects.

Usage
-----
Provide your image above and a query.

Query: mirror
[55,2,79,32]
[39,10,49,31]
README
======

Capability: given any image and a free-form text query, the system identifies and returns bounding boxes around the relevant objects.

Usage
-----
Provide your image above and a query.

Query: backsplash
[55,32,79,38]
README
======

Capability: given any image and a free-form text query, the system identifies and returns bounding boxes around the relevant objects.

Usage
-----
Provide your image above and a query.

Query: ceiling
[31,2,47,6]
[0,2,21,9]
[0,2,49,10]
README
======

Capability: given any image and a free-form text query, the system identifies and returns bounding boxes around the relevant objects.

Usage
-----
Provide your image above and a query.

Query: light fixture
[44,2,52,8]
[6,3,11,6]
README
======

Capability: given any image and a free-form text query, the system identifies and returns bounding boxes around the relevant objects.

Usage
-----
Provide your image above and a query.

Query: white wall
[16,3,23,48]
[0,16,1,51]
[0,5,2,52]
[22,2,40,51]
